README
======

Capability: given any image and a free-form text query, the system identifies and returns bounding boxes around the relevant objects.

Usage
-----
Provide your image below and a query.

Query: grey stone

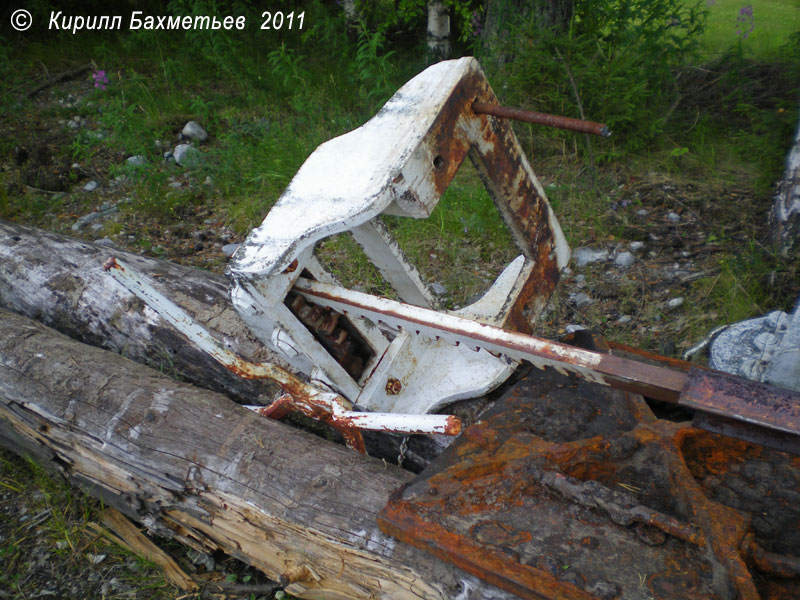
[94,238,114,247]
[573,247,609,268]
[126,155,147,166]
[614,251,635,268]
[90,222,104,232]
[636,209,649,217]
[182,120,208,143]
[100,202,113,211]
[222,243,241,258]
[430,282,447,296]
[629,241,645,252]
[163,150,173,159]
[616,315,632,324]
[173,144,202,167]
[71,211,101,230]
[667,297,684,309]
[83,180,98,192]
[568,292,593,308]
[574,274,586,287]
[763,299,800,391]
[168,181,183,189]
[565,324,587,333]
[667,212,681,223]
[186,549,215,572]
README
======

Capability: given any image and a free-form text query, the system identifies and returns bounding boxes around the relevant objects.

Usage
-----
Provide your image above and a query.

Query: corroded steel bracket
[227,57,569,415]
[379,362,800,600]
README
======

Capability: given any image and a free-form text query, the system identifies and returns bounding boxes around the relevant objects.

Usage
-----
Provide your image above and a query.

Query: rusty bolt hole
[432,155,445,170]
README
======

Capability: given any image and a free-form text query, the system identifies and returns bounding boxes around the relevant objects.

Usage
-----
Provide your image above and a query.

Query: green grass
[699,0,800,58]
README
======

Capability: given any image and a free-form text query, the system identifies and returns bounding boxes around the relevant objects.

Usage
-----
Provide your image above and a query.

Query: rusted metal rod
[472,101,611,137]
[293,277,800,454]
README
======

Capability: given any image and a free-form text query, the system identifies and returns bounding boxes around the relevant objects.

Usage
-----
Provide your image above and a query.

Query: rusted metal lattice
[379,336,800,600]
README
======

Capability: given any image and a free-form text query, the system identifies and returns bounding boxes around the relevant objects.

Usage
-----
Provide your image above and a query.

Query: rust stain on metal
[282,258,299,274]
[380,338,800,599]
[385,377,402,395]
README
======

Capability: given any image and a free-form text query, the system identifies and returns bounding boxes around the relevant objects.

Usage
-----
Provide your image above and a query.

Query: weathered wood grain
[0,219,283,403]
[0,308,515,599]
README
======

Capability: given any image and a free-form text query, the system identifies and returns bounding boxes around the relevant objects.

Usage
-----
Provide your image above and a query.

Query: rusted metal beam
[472,101,611,137]
[292,276,800,454]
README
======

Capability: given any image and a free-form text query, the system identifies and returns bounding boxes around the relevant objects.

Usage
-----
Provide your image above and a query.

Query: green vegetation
[0,0,799,594]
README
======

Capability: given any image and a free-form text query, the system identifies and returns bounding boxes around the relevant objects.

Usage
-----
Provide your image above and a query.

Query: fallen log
[0,307,513,600]
[0,220,283,403]
[0,221,470,470]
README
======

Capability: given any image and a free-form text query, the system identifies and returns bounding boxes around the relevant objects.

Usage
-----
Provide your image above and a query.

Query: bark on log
[0,308,514,600]
[0,220,283,403]
[0,221,474,470]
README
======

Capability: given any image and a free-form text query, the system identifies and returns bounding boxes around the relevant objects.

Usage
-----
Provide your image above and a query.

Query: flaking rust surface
[379,365,800,600]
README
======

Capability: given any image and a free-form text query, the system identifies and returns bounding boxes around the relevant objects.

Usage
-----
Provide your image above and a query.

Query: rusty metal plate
[378,366,800,600]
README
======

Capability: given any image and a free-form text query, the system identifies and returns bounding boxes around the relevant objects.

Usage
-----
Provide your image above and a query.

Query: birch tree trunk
[427,0,451,61]
[769,110,800,257]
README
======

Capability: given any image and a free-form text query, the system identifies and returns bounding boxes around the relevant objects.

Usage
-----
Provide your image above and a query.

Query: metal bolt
[385,377,402,395]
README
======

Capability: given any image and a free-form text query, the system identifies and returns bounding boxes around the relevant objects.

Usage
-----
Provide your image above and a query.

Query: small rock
[574,274,586,287]
[126,155,147,166]
[222,243,241,258]
[667,297,684,309]
[173,144,202,167]
[100,202,113,211]
[94,238,114,247]
[83,180,98,192]
[186,549,216,572]
[182,120,209,143]
[203,176,213,186]
[568,292,593,308]
[565,324,587,333]
[614,251,635,268]
[573,247,609,268]
[629,241,644,252]
[636,208,649,217]
[87,553,106,564]
[203,218,215,225]
[168,181,183,189]
[71,211,101,230]
[667,212,681,223]
[90,222,104,232]
[163,150,173,159]
[430,282,447,296]
[616,315,632,324]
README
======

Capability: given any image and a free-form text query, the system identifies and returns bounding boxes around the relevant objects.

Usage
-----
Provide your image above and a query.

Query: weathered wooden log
[0,220,473,469]
[0,308,513,600]
[0,219,283,403]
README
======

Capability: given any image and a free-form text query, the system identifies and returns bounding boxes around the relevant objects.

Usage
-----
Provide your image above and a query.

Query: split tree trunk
[769,110,800,257]
[0,220,283,404]
[0,308,513,600]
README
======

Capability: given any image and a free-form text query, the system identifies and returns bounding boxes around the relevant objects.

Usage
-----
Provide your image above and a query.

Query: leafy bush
[483,0,708,157]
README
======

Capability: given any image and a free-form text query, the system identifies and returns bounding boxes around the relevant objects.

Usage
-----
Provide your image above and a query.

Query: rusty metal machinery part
[472,102,611,137]
[378,362,800,600]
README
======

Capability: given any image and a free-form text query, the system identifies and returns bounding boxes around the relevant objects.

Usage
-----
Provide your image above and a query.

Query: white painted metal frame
[227,57,569,414]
